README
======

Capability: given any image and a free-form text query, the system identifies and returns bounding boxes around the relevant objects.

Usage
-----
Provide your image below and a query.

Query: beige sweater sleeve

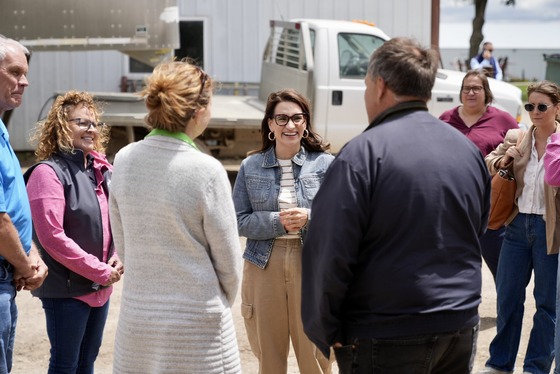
[485,128,523,175]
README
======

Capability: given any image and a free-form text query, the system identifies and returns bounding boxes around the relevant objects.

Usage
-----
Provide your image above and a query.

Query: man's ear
[376,76,387,101]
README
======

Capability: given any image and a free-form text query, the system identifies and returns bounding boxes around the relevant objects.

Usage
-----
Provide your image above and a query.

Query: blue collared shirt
[0,119,32,255]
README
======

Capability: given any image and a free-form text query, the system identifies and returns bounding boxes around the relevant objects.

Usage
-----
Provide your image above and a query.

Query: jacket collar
[55,150,110,173]
[364,100,428,133]
[56,149,88,170]
[262,146,307,168]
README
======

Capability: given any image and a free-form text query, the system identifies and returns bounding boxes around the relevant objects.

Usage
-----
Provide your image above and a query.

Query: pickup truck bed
[88,92,265,158]
[91,92,264,129]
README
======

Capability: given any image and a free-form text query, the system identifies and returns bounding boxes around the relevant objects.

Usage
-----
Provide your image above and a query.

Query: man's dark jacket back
[301,102,491,357]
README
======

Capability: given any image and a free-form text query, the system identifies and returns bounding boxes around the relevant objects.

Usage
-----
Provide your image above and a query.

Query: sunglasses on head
[524,103,553,112]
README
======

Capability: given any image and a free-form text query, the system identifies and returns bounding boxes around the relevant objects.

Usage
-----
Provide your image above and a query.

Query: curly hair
[32,91,109,161]
[141,58,214,132]
[250,88,330,155]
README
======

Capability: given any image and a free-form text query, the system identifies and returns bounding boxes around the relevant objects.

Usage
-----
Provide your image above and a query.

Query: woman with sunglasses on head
[232,89,334,374]
[24,90,124,373]
[479,80,560,374]
[439,70,518,283]
[109,60,242,373]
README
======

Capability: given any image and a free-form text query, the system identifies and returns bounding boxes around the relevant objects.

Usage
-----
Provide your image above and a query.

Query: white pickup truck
[101,19,523,158]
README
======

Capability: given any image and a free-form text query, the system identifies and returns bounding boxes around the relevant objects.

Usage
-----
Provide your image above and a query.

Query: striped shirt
[278,159,299,239]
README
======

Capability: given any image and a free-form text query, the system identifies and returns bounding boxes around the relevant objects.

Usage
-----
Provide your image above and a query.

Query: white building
[2,0,436,151]
[439,21,560,81]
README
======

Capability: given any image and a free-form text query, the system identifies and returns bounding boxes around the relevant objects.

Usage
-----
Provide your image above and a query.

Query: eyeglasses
[524,103,554,112]
[461,86,483,94]
[68,118,105,131]
[272,113,307,126]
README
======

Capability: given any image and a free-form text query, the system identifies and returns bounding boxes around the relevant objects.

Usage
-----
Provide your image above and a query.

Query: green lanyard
[146,128,199,151]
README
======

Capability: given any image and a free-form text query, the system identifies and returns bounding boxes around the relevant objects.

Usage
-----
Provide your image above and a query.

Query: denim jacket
[233,146,334,269]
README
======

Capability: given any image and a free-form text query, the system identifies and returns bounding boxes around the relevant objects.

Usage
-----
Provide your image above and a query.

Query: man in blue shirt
[0,35,47,373]
[470,41,503,81]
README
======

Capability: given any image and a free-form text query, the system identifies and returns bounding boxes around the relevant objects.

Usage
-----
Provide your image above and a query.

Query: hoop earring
[302,129,309,139]
[268,132,276,141]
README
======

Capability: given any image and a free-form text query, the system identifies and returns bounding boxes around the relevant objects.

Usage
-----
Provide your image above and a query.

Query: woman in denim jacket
[233,89,334,374]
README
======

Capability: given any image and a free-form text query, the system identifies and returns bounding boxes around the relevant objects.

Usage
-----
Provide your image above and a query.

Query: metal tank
[1,0,179,67]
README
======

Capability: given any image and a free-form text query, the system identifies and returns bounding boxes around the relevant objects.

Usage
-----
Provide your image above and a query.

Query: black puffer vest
[24,151,113,298]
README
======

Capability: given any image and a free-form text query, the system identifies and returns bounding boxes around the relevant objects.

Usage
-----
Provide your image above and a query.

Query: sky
[439,0,560,49]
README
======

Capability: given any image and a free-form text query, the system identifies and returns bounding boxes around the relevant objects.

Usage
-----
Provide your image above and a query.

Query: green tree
[468,0,515,59]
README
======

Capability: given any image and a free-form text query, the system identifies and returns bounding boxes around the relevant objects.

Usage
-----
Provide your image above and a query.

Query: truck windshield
[338,33,385,79]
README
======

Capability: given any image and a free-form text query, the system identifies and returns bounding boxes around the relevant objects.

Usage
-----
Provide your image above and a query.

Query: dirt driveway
[11,234,539,374]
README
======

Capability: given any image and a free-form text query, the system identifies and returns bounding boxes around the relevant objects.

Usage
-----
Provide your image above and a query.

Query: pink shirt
[544,132,560,186]
[26,154,114,307]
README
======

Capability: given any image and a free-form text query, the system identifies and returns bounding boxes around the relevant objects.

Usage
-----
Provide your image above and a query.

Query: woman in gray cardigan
[109,60,242,373]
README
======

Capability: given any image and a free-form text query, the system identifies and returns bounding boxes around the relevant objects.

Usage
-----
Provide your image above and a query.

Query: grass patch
[509,81,531,102]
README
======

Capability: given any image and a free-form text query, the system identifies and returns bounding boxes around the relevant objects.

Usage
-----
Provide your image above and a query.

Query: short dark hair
[366,37,438,101]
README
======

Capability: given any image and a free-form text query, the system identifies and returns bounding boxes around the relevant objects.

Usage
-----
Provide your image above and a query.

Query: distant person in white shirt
[470,41,503,81]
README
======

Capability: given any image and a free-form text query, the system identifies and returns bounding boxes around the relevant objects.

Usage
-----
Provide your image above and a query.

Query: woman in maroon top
[439,70,518,282]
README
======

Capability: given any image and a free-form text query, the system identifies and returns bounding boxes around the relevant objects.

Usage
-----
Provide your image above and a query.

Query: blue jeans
[0,263,17,374]
[41,298,110,374]
[486,213,557,374]
[333,325,478,374]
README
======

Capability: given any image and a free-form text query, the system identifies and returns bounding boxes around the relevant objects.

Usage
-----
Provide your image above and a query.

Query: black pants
[334,325,478,374]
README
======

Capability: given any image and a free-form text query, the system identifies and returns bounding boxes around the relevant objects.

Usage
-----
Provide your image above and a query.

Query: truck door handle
[332,91,343,106]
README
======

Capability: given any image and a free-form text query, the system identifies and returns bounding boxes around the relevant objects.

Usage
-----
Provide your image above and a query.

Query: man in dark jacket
[301,37,491,374]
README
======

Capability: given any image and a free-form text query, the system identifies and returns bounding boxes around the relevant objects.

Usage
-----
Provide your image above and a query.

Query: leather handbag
[487,130,525,230]
[488,168,516,230]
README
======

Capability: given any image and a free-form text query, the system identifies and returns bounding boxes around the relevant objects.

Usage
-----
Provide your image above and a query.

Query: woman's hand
[501,145,523,168]
[280,208,308,232]
[103,256,124,286]
[108,256,124,276]
[103,268,122,287]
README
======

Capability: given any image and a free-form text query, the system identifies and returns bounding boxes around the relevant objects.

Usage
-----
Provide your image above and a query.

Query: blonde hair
[32,91,109,161]
[141,59,213,132]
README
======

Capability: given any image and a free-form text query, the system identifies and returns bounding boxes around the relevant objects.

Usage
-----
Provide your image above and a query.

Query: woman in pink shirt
[24,91,124,374]
[542,81,560,374]
[544,105,560,186]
